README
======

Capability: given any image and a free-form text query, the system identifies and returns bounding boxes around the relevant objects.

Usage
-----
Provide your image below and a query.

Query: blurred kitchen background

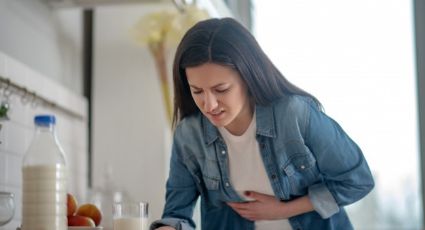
[0,0,424,229]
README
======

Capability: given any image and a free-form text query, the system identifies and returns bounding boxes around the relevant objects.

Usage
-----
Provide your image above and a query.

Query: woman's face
[186,62,253,135]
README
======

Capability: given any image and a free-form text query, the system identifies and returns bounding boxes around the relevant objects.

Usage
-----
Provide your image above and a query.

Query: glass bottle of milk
[21,115,67,230]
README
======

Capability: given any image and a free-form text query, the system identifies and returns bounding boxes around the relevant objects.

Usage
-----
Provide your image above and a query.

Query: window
[253,1,422,228]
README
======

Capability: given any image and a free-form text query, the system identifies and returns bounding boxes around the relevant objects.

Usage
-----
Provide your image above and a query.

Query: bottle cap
[34,115,56,125]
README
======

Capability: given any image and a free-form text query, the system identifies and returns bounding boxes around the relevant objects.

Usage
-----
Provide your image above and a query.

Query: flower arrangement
[131,4,209,127]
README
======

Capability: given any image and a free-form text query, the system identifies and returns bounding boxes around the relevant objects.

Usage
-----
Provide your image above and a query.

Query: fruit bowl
[18,228,103,230]
[68,227,103,230]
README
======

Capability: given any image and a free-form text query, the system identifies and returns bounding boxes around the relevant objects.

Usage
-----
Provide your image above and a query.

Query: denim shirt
[151,95,374,230]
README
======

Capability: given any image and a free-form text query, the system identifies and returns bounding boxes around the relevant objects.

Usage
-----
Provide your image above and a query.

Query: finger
[230,205,249,213]
[245,191,273,201]
[230,206,264,222]
[233,209,255,220]
[238,212,258,222]
[228,204,255,218]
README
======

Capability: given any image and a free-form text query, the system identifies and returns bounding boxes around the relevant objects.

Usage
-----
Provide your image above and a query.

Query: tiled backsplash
[0,52,88,230]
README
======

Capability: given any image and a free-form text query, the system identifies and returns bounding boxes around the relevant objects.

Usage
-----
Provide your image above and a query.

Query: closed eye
[215,88,229,93]
[215,84,232,93]
[189,84,230,95]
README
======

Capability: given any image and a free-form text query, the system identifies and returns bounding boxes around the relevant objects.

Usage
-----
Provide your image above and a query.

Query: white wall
[0,0,83,95]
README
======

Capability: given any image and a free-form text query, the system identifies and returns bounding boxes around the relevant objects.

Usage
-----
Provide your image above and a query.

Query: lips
[210,110,223,116]
[208,108,224,115]
[207,109,224,121]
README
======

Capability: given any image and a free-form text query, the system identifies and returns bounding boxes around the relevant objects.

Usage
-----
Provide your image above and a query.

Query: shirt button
[225,182,230,187]
[300,165,305,169]
[221,150,226,155]
[271,174,277,179]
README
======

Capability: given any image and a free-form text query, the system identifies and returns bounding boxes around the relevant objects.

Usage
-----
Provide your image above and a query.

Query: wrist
[281,196,314,218]
[278,200,291,219]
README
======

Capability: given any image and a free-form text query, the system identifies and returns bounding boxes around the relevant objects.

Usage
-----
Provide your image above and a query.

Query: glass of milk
[113,201,148,230]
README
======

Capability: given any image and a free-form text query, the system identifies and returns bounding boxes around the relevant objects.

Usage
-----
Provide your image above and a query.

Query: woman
[150,17,374,230]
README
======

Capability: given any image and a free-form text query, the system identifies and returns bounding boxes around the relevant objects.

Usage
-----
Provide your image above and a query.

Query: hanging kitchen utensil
[0,80,12,121]
[0,101,9,120]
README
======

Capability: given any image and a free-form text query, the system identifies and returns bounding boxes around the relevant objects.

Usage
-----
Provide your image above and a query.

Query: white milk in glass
[114,217,148,230]
[113,202,148,230]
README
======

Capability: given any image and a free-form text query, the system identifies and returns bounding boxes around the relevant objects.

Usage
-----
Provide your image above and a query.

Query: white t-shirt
[218,114,293,230]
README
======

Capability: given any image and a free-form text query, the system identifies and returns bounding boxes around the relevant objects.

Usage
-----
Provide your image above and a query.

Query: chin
[209,118,228,128]
[204,112,231,127]
[210,120,225,127]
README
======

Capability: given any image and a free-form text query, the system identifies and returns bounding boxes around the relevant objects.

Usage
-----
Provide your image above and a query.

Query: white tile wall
[0,52,88,230]
[0,53,6,80]
[0,154,6,185]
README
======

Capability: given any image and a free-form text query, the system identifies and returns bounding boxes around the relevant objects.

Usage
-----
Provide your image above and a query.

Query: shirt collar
[255,104,276,138]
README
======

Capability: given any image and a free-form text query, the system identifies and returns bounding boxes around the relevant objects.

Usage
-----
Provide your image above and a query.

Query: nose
[203,92,219,112]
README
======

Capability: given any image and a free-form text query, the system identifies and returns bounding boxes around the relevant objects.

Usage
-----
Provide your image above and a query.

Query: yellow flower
[130,4,209,127]
[168,5,209,45]
[131,5,209,48]
[131,10,178,46]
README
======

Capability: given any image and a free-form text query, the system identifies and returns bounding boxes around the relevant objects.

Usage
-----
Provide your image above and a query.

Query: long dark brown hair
[172,17,320,127]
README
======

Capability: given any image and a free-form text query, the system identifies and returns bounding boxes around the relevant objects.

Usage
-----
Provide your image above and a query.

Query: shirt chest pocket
[199,159,223,207]
[201,158,221,190]
[203,176,220,190]
[282,151,319,195]
[202,175,224,208]
[186,155,220,192]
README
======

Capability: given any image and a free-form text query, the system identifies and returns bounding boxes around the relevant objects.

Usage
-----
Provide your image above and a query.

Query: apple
[68,215,95,227]
[76,203,102,226]
[67,193,78,217]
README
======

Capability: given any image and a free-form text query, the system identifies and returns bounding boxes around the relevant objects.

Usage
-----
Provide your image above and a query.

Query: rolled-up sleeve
[308,183,339,218]
[305,102,374,219]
